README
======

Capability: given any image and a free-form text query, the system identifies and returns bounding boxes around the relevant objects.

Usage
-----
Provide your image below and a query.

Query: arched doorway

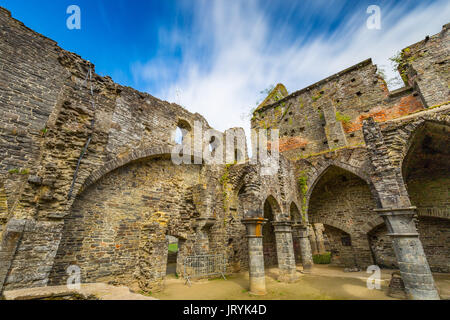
[402,122,450,273]
[307,165,378,268]
[290,202,302,264]
[262,196,281,267]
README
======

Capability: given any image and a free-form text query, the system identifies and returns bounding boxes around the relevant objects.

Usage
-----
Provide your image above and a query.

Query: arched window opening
[174,119,192,145]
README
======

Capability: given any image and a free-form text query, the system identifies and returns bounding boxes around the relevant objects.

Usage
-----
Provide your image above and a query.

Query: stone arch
[175,118,193,137]
[307,164,379,268]
[61,145,175,218]
[399,118,450,219]
[263,195,282,220]
[304,161,373,214]
[289,202,301,223]
[388,114,450,170]
[50,154,203,289]
[76,146,173,198]
[311,216,353,236]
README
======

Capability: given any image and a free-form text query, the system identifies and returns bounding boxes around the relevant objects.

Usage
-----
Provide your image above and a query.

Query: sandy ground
[4,265,448,300]
[3,283,157,300]
[153,265,450,300]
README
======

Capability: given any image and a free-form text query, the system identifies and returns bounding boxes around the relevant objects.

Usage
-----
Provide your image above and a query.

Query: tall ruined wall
[0,7,215,292]
[0,6,211,223]
[251,23,449,162]
[399,23,450,107]
[251,60,424,161]
[45,159,203,289]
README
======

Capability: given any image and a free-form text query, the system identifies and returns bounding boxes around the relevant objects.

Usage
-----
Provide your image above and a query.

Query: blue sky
[1,0,450,134]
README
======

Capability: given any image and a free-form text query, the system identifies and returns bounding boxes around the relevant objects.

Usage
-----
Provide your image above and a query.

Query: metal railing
[183,254,227,286]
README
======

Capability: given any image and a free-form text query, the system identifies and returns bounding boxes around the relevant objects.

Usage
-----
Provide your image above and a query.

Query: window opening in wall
[175,127,184,144]
[341,235,352,247]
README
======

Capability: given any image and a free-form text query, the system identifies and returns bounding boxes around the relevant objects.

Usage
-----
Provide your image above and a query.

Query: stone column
[242,217,267,295]
[272,221,298,282]
[293,224,313,273]
[314,223,326,254]
[374,207,440,300]
[308,224,318,255]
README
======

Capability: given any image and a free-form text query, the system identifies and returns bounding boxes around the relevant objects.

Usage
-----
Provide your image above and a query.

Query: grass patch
[313,252,332,264]
[168,243,178,253]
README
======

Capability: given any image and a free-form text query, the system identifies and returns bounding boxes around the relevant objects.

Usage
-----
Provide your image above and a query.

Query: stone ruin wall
[252,22,449,271]
[0,5,449,294]
[0,7,304,291]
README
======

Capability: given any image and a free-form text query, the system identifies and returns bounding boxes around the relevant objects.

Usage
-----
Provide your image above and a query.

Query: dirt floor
[152,265,450,300]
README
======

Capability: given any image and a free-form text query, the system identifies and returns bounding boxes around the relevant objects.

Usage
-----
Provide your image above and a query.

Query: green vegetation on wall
[335,111,351,124]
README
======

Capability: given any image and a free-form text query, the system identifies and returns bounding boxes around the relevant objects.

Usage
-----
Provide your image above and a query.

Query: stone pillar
[314,223,326,254]
[374,207,440,300]
[294,224,313,273]
[272,221,298,282]
[308,224,318,255]
[242,217,267,295]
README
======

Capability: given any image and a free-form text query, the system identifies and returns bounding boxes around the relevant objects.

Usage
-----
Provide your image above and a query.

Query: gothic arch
[304,161,373,215]
[289,202,301,223]
[263,195,282,221]
[78,145,173,196]
[388,114,450,170]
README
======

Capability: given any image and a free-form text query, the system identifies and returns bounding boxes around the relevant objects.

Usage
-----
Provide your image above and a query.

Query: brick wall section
[369,217,450,273]
[4,220,63,290]
[400,23,450,107]
[0,6,448,295]
[0,8,69,211]
[47,159,204,288]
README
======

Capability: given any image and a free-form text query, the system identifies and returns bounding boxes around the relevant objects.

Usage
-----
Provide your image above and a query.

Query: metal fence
[183,254,227,286]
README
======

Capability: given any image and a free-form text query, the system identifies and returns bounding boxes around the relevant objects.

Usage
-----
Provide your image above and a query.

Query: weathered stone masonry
[0,6,448,300]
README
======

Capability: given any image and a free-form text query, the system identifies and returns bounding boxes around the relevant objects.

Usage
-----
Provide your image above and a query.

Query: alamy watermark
[66,5,81,30]
[366,5,381,30]
[366,265,381,290]
[66,265,81,290]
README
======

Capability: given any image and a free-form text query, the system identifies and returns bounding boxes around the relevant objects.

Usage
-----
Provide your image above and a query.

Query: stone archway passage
[262,196,279,267]
[307,165,379,268]
[48,157,203,290]
[290,203,302,264]
[401,121,450,273]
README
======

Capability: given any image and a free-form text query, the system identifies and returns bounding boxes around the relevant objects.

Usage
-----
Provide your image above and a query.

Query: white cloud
[132,0,450,141]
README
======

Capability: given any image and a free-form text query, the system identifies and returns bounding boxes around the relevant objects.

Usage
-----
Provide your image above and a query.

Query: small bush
[313,252,331,264]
